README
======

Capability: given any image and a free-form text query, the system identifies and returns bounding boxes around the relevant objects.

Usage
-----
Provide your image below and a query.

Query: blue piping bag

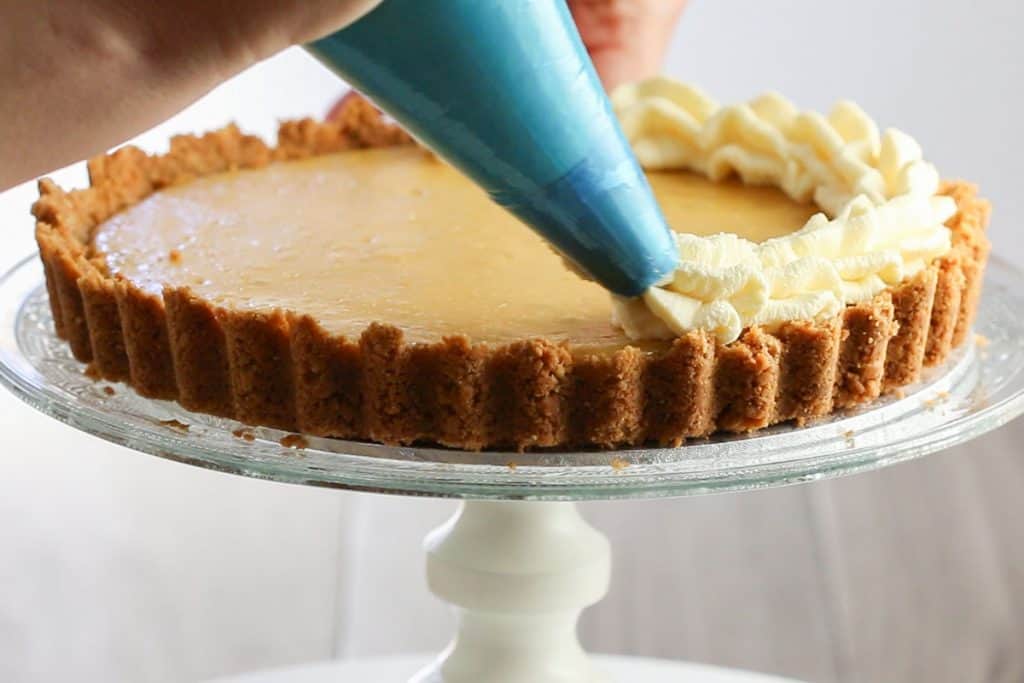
[306,0,678,297]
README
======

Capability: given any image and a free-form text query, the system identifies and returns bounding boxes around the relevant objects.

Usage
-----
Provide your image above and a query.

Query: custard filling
[95,146,815,347]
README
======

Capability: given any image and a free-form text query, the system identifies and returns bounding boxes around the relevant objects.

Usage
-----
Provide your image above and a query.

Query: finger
[568,0,688,90]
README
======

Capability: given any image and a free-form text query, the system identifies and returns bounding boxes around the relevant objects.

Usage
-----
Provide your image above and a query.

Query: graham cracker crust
[32,97,991,451]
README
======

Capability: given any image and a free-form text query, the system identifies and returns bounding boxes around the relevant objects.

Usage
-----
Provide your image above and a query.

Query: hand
[568,0,688,90]
[0,1,688,191]
[0,0,374,190]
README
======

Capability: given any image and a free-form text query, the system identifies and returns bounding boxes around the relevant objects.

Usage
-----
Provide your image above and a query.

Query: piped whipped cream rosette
[609,78,956,344]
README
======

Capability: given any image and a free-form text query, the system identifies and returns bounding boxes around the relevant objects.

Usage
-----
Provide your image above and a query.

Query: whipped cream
[610,78,955,343]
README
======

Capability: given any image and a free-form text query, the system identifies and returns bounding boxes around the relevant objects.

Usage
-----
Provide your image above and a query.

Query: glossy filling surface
[95,146,817,347]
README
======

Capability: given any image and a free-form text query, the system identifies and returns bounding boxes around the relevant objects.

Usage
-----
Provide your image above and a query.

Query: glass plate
[2,255,1023,500]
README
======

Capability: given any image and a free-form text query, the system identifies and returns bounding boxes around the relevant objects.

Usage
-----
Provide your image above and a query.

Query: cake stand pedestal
[415,501,611,683]
[3,255,1024,683]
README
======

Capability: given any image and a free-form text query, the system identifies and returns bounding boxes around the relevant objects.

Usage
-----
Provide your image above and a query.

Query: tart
[32,83,990,451]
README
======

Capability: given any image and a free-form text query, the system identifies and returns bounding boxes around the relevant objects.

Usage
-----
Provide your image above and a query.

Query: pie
[32,82,990,451]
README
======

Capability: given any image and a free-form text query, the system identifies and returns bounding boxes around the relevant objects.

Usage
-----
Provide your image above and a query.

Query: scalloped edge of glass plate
[2,254,1023,500]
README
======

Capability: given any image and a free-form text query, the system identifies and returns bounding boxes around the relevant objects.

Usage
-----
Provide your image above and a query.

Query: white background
[2,2,1023,681]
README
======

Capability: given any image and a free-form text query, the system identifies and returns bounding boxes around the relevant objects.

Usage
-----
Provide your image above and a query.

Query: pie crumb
[923,390,951,410]
[506,461,517,471]
[975,333,990,348]
[610,457,629,471]
[280,434,309,449]
[168,249,182,264]
[232,428,255,442]
[159,419,190,433]
[102,386,116,396]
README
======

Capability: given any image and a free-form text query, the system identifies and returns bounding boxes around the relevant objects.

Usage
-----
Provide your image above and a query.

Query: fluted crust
[32,99,991,451]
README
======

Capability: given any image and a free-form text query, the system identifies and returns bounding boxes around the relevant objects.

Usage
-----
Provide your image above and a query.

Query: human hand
[568,0,688,90]
[0,0,379,190]
[1,1,688,191]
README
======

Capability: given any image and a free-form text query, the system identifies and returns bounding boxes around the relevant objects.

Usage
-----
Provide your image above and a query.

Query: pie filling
[94,145,816,349]
[96,78,957,351]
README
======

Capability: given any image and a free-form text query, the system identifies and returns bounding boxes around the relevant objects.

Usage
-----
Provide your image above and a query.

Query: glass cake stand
[3,254,1024,683]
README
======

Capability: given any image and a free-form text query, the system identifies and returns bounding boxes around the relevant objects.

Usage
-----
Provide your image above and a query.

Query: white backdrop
[2,2,1023,681]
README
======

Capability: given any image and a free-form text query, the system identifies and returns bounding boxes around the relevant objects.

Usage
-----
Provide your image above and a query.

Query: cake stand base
[209,654,803,683]
[212,502,805,683]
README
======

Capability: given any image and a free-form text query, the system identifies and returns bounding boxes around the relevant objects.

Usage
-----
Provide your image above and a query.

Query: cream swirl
[609,78,955,343]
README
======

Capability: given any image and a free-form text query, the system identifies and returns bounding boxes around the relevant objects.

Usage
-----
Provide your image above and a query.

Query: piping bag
[306,0,678,297]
